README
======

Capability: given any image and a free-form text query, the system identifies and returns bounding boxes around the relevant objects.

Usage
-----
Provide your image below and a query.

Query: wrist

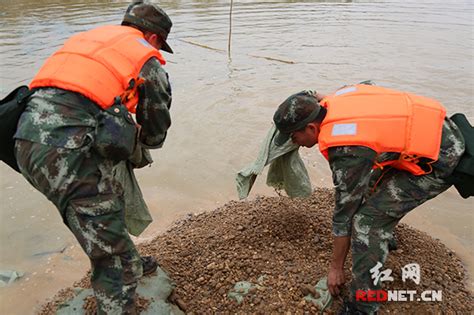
[330,260,344,270]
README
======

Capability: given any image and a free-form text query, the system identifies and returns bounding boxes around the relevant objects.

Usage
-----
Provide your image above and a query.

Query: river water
[0,0,473,313]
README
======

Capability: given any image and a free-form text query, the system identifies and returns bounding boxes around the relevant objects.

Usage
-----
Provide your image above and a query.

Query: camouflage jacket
[327,118,465,237]
[15,57,171,149]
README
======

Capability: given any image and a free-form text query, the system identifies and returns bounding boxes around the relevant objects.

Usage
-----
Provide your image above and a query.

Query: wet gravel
[38,188,473,314]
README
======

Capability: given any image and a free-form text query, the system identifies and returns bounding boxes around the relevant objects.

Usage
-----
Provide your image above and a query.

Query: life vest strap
[372,154,432,176]
[120,77,145,111]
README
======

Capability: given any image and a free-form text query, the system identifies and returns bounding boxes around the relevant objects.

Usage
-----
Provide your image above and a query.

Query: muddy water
[0,0,473,313]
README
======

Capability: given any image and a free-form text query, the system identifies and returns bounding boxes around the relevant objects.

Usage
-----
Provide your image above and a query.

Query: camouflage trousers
[350,146,464,313]
[15,139,142,315]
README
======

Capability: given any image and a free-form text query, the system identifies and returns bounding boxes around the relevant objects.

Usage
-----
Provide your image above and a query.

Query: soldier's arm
[328,146,376,237]
[135,57,172,149]
[328,236,350,296]
[327,146,376,295]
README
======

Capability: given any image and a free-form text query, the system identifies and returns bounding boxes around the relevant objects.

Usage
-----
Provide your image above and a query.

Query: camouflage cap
[122,1,173,53]
[273,91,322,146]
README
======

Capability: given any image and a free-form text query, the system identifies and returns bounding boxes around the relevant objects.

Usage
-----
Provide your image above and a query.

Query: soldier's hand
[328,266,346,296]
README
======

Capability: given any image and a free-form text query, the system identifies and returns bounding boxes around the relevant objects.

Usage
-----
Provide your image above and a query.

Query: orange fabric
[30,25,166,113]
[318,84,446,175]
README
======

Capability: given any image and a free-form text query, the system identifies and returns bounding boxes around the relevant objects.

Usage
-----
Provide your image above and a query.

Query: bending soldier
[14,2,173,313]
[273,84,466,314]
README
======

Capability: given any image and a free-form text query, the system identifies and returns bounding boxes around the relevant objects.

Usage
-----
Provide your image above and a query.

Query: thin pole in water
[228,0,233,58]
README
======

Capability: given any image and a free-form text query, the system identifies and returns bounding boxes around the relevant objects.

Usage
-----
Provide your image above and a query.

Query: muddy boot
[141,256,158,276]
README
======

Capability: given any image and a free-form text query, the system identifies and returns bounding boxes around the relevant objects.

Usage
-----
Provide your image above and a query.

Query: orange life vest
[30,25,166,113]
[318,84,446,175]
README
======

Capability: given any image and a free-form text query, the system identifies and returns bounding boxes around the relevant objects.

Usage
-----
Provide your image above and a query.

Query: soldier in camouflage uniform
[272,87,465,314]
[14,2,173,314]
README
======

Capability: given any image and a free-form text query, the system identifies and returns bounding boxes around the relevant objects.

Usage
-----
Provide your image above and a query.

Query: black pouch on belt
[0,86,35,172]
[93,102,138,161]
[448,113,474,199]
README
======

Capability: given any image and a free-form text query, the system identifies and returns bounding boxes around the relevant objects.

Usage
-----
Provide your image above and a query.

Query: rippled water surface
[1,0,473,313]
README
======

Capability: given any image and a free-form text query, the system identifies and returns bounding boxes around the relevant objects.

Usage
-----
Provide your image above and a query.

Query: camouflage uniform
[14,57,171,314]
[328,118,465,314]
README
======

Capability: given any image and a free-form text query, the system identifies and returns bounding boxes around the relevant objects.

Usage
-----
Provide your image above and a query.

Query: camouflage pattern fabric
[15,139,143,314]
[13,56,171,314]
[135,58,172,149]
[328,118,465,314]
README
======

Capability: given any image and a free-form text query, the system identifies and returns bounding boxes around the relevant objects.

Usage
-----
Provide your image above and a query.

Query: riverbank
[38,188,472,314]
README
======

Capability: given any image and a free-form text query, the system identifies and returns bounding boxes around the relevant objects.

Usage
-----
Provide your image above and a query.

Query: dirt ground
[39,188,473,314]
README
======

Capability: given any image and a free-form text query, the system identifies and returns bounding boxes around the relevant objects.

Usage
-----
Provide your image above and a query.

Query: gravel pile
[38,188,472,314]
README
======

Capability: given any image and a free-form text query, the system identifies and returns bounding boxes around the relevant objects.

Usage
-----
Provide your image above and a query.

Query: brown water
[0,0,473,313]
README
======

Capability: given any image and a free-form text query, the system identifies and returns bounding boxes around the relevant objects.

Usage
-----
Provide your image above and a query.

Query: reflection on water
[1,0,473,314]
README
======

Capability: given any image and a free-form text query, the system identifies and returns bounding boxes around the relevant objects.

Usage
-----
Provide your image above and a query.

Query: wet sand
[37,189,473,314]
